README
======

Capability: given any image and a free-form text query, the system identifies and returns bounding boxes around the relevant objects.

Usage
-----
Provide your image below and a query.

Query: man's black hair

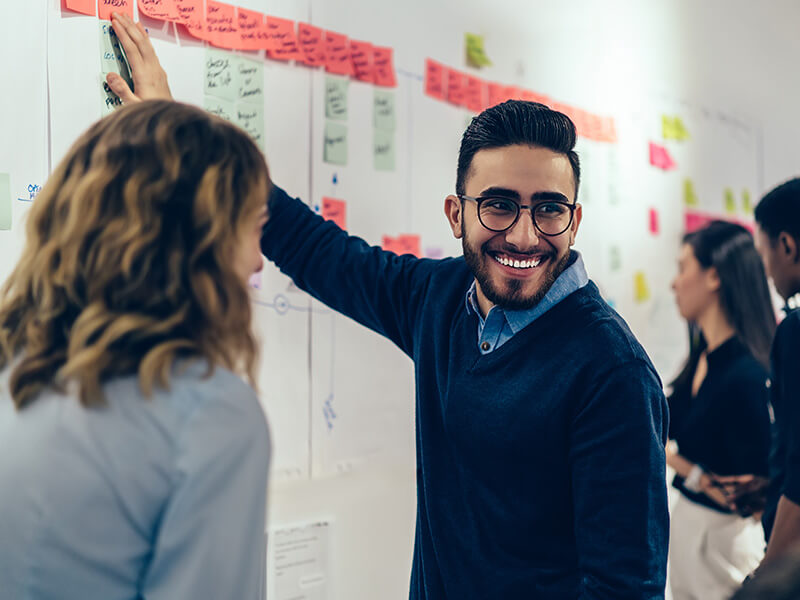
[754,177,800,242]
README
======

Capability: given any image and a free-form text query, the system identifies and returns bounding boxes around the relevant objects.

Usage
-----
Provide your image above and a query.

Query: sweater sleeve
[569,360,669,600]
[259,185,436,357]
[719,369,772,476]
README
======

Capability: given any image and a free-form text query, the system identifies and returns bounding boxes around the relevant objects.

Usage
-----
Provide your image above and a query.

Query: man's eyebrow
[478,187,570,203]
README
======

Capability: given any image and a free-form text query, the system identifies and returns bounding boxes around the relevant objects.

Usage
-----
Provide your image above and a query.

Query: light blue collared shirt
[465,250,589,354]
[0,361,271,600]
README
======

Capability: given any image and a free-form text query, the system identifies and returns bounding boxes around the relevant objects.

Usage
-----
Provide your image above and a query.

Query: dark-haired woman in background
[666,220,776,599]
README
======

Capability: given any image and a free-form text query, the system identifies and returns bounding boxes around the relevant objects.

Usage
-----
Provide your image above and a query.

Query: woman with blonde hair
[0,100,272,599]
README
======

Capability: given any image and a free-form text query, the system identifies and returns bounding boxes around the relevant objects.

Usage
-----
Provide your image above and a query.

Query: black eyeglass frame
[458,194,578,236]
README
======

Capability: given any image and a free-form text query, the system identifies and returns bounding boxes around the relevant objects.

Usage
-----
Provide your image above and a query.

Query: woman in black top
[667,221,775,600]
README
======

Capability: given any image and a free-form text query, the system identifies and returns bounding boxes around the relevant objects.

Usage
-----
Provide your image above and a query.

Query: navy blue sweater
[261,186,669,599]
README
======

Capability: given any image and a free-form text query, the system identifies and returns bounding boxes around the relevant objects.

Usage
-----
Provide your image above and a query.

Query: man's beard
[462,235,571,310]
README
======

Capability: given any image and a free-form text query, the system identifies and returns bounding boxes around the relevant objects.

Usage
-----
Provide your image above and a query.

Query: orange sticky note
[205,1,238,48]
[446,69,467,107]
[138,0,179,21]
[372,46,397,87]
[266,17,302,61]
[322,197,347,230]
[236,8,269,51]
[487,82,506,107]
[324,31,352,76]
[382,234,421,257]
[98,0,133,20]
[65,0,96,16]
[464,75,486,113]
[298,23,325,67]
[174,0,205,39]
[424,59,445,100]
[649,142,676,170]
[350,40,374,83]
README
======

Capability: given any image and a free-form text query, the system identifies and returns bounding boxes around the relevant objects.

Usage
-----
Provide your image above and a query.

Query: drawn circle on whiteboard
[274,294,290,315]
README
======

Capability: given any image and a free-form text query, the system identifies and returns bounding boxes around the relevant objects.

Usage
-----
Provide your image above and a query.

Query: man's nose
[504,209,540,250]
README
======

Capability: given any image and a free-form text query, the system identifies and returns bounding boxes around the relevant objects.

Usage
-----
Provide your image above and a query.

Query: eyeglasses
[458,195,577,236]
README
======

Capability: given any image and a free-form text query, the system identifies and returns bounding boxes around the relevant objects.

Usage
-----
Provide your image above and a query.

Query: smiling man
[104,19,669,597]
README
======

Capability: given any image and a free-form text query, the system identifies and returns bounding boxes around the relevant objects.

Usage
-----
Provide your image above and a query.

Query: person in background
[107,12,670,599]
[666,221,775,600]
[0,100,272,599]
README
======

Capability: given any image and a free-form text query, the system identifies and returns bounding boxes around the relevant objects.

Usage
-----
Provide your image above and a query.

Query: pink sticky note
[350,40,374,83]
[322,197,347,230]
[445,69,467,107]
[324,31,352,75]
[464,75,486,113]
[174,0,205,39]
[65,0,95,16]
[236,8,269,50]
[649,142,676,170]
[266,17,302,61]
[205,1,238,48]
[137,0,179,21]
[98,0,133,20]
[424,59,445,100]
[298,23,325,67]
[372,46,397,87]
[382,234,421,257]
[684,211,714,233]
[649,208,660,234]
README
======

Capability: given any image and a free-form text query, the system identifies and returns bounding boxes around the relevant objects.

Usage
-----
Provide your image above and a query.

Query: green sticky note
[742,188,752,214]
[237,57,264,104]
[325,77,348,121]
[724,187,737,214]
[0,172,11,230]
[205,48,237,102]
[204,96,236,123]
[374,129,395,171]
[374,90,396,131]
[465,32,492,68]
[324,121,348,165]
[663,115,690,141]
[609,245,621,272]
[99,21,131,80]
[101,78,124,115]
[683,178,699,207]
[235,103,265,150]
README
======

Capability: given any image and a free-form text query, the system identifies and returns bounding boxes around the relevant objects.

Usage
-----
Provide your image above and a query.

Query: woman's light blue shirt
[0,361,271,600]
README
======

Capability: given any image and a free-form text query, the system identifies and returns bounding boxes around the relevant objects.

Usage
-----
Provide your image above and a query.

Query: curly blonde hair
[0,100,269,408]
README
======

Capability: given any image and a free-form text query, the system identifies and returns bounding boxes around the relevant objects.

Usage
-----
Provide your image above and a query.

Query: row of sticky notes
[66,0,397,87]
[423,58,617,143]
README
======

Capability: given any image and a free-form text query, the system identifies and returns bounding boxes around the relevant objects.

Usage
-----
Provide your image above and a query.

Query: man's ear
[779,232,799,263]
[444,195,463,239]
[568,203,583,246]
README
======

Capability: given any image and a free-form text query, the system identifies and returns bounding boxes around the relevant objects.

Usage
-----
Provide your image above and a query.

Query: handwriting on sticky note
[204,96,235,122]
[633,271,650,303]
[324,121,348,165]
[234,104,264,149]
[465,33,492,68]
[0,173,11,231]
[648,142,676,170]
[325,31,352,76]
[205,49,236,101]
[66,0,96,16]
[373,90,396,131]
[424,59,445,100]
[266,16,302,61]
[206,2,239,49]
[101,79,124,115]
[383,234,421,257]
[175,0,205,38]
[446,69,466,107]
[372,46,397,87]
[374,130,395,171]
[98,0,133,20]
[464,75,486,113]
[322,197,346,230]
[325,77,348,120]
[350,40,374,83]
[298,23,325,67]
[237,58,263,103]
[236,8,268,51]
[138,0,180,21]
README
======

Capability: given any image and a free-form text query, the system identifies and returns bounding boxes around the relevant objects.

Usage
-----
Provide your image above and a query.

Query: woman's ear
[705,266,721,293]
[444,195,463,239]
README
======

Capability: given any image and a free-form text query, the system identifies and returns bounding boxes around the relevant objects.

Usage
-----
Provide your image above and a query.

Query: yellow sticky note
[724,187,737,214]
[634,271,650,303]
[662,115,690,141]
[465,33,492,68]
[683,178,699,207]
[742,188,752,214]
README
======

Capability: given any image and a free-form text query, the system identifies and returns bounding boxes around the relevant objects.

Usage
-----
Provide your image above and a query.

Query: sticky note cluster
[203,49,265,149]
[423,58,616,143]
[67,1,397,89]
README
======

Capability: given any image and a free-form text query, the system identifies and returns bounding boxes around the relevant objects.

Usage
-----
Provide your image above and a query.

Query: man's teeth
[493,255,542,269]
